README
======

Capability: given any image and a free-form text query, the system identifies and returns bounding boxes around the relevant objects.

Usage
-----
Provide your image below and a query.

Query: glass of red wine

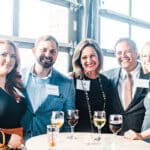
[109,114,123,135]
[67,109,79,139]
[109,114,123,150]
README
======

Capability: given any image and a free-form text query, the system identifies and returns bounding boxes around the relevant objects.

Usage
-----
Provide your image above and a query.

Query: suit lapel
[113,68,121,88]
[128,67,150,110]
[113,68,125,111]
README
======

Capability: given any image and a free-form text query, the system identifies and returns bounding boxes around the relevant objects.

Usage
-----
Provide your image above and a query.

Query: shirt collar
[121,62,140,80]
[29,64,52,79]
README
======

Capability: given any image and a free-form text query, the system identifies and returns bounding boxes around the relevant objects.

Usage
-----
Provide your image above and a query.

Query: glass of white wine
[93,110,106,141]
[51,111,64,131]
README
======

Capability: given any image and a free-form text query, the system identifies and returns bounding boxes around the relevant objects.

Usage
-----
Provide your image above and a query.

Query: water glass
[47,125,59,150]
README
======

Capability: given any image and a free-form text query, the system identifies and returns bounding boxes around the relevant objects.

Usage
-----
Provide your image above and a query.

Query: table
[26,132,150,150]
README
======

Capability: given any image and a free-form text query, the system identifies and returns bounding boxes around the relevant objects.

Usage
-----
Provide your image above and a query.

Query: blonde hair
[141,41,150,74]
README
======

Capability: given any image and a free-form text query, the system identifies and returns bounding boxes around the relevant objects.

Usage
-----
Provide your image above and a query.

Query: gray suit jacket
[21,66,75,140]
[104,66,150,135]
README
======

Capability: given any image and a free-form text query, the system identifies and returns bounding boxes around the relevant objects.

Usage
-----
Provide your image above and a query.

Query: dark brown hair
[34,35,59,49]
[0,39,24,101]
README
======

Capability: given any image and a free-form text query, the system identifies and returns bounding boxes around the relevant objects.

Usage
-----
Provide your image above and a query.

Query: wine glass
[67,109,79,139]
[109,114,123,150]
[51,111,64,131]
[93,110,106,141]
[109,114,123,135]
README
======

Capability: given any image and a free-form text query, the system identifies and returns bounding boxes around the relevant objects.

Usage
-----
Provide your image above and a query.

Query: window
[0,0,13,35]
[54,52,69,75]
[101,0,129,15]
[19,0,69,43]
[131,26,150,53]
[103,56,119,71]
[19,48,69,74]
[19,48,33,68]
[100,17,129,50]
[132,0,150,22]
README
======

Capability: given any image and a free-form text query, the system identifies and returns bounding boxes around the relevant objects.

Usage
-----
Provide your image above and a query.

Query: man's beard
[37,56,54,68]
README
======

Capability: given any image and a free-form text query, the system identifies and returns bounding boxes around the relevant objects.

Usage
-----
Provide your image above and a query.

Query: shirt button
[27,130,31,134]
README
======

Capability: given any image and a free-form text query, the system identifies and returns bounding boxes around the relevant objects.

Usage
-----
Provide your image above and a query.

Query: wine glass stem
[111,134,117,150]
[98,128,101,140]
[71,126,74,138]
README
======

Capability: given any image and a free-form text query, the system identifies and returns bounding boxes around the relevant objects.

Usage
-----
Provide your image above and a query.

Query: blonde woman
[124,41,150,142]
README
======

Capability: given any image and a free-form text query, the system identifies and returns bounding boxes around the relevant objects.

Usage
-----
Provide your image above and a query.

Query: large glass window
[103,56,119,71]
[19,48,34,68]
[19,0,69,43]
[19,48,69,74]
[100,0,129,15]
[131,26,150,53]
[132,0,150,22]
[100,17,129,50]
[54,52,69,75]
[0,0,13,35]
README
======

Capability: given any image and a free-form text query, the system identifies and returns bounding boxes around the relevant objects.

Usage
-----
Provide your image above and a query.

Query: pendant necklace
[81,75,107,133]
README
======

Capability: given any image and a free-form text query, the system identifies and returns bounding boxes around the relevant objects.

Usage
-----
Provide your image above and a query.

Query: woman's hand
[124,129,143,140]
[8,134,24,149]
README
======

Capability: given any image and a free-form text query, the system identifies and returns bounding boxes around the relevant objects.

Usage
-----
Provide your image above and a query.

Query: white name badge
[46,84,59,96]
[135,78,149,88]
[76,79,90,91]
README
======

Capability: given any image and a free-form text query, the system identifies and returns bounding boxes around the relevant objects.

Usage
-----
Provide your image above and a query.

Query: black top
[0,88,26,143]
[74,74,113,133]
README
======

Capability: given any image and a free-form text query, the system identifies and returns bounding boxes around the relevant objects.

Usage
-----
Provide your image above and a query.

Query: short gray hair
[114,37,138,53]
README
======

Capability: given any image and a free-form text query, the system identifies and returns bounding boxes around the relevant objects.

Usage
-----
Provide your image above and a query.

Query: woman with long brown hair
[0,39,26,149]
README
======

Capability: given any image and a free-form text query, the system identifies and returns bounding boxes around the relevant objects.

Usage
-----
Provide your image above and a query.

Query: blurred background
[0,0,150,74]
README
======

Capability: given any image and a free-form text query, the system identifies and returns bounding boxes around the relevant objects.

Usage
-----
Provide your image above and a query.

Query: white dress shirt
[118,62,141,109]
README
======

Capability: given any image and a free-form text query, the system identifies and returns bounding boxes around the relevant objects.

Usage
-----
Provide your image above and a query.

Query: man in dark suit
[104,38,150,135]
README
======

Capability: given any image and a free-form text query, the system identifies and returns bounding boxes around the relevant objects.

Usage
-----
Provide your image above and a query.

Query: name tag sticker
[76,79,90,91]
[46,84,59,96]
[135,79,149,88]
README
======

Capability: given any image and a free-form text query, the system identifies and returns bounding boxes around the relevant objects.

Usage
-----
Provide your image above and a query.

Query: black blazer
[104,66,150,135]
